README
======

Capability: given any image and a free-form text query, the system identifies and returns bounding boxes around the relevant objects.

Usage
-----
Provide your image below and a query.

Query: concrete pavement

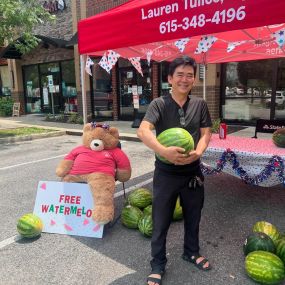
[0,113,273,144]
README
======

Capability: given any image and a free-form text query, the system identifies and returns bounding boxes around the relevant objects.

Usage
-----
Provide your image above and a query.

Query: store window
[91,58,112,118]
[0,65,12,97]
[223,60,273,123]
[23,65,41,113]
[61,60,77,113]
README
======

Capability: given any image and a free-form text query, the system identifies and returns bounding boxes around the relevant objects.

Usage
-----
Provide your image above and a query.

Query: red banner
[78,0,285,54]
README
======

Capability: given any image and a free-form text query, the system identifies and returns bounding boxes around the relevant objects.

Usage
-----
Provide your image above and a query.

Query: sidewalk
[0,113,272,143]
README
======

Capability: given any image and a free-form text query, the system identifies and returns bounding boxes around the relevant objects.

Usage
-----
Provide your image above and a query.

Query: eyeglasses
[91,122,110,130]
[178,108,185,126]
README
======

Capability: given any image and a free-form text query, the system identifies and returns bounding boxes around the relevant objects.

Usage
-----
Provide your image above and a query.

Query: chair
[252,119,285,138]
[12,103,21,117]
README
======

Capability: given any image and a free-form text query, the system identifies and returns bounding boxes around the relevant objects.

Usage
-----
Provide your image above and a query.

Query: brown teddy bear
[56,122,131,224]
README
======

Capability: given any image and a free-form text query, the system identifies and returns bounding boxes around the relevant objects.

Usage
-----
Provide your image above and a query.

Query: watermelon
[128,188,152,209]
[143,205,152,216]
[156,128,194,164]
[121,205,143,229]
[173,197,183,221]
[17,213,43,238]
[245,251,285,285]
[253,221,281,245]
[138,214,153,237]
[276,238,285,264]
[272,128,285,148]
[243,232,276,256]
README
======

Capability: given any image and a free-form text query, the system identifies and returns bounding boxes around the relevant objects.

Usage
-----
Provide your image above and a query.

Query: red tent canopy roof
[78,0,285,62]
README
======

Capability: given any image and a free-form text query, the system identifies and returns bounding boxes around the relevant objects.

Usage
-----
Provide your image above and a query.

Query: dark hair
[168,56,197,77]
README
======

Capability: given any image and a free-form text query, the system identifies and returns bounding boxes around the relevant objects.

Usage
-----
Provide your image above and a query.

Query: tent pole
[203,64,206,101]
[80,54,88,124]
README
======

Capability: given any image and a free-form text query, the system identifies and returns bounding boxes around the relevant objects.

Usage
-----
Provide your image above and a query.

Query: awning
[0,35,70,59]
[65,33,78,47]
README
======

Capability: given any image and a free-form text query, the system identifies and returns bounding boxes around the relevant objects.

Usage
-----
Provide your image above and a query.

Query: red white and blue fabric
[98,50,120,73]
[195,36,217,54]
[128,57,143,77]
[175,38,190,53]
[85,56,94,76]
[227,41,247,53]
[271,29,285,48]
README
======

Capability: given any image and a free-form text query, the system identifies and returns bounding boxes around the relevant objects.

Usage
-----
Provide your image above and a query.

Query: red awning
[78,0,285,63]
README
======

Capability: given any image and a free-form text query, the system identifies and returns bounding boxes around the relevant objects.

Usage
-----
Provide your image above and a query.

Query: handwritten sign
[33,181,104,238]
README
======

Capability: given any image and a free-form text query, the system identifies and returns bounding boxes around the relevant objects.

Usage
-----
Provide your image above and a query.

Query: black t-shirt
[143,94,212,174]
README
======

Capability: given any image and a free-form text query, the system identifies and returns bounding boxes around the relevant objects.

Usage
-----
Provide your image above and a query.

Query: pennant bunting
[227,41,247,52]
[85,56,94,76]
[146,50,153,66]
[271,29,285,48]
[195,36,217,54]
[128,57,143,77]
[174,38,190,52]
[98,50,120,73]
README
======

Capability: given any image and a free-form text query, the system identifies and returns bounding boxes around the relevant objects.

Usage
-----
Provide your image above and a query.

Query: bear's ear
[109,127,119,139]
[83,123,92,132]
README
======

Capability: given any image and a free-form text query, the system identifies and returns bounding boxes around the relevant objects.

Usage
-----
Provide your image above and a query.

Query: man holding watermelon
[137,56,212,285]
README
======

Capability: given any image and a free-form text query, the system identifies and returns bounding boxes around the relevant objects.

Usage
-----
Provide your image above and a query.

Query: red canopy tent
[77,0,285,122]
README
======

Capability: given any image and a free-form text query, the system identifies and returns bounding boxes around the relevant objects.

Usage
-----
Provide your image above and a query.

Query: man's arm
[137,120,185,164]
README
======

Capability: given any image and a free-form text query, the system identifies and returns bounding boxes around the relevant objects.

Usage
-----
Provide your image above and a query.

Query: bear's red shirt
[64,146,130,177]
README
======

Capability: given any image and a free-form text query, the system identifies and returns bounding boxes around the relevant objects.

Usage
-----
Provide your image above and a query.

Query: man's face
[168,65,195,96]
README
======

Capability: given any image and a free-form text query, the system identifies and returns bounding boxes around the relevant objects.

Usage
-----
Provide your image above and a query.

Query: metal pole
[203,64,206,101]
[80,54,88,124]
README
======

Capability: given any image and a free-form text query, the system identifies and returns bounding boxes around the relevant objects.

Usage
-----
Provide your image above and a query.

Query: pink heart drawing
[83,219,89,226]
[93,224,101,232]
[64,224,73,231]
[40,183,46,190]
[50,219,56,226]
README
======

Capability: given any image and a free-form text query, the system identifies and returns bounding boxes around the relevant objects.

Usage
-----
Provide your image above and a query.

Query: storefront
[222,58,285,124]
[23,60,77,114]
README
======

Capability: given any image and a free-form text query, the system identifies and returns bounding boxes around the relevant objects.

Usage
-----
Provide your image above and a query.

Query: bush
[211,118,221,133]
[0,97,14,117]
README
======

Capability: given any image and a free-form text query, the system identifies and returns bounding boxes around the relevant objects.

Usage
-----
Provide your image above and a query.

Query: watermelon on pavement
[17,213,43,238]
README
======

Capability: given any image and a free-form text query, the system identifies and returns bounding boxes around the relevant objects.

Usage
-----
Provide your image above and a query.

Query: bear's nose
[94,143,99,147]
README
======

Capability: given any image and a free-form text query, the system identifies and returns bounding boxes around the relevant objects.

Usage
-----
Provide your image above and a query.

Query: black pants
[150,167,205,272]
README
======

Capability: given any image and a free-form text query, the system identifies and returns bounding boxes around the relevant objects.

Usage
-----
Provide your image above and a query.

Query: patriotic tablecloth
[201,134,285,187]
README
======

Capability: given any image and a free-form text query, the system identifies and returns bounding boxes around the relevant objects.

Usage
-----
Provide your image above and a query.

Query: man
[137,56,212,285]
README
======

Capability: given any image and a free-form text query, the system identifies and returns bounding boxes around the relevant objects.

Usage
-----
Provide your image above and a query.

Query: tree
[0,0,55,54]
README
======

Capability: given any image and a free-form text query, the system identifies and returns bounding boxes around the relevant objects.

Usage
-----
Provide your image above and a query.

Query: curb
[0,130,66,144]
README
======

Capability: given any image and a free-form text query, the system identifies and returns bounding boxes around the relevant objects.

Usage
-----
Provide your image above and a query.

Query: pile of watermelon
[121,188,183,238]
[243,220,285,285]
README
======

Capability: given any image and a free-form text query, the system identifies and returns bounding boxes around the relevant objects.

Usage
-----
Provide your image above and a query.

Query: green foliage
[211,118,221,133]
[67,113,78,123]
[0,97,14,116]
[0,0,55,53]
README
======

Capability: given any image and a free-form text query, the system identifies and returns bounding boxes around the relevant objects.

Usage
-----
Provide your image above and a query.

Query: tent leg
[80,54,88,124]
[203,64,206,101]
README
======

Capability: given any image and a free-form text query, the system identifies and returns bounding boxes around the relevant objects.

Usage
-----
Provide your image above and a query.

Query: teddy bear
[55,122,131,224]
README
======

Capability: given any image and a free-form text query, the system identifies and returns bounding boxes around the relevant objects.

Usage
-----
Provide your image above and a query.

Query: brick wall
[77,91,92,116]
[191,86,220,120]
[86,0,128,17]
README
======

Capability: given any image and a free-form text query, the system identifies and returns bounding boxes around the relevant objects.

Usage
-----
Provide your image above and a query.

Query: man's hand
[158,146,186,164]
[171,149,202,165]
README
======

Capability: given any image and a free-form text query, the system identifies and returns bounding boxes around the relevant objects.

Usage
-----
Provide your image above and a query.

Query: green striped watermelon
[243,232,276,256]
[245,251,285,285]
[156,128,194,164]
[17,213,43,238]
[276,238,285,264]
[138,214,153,237]
[121,205,143,229]
[128,188,152,209]
[253,221,281,245]
[173,197,183,221]
[143,205,152,216]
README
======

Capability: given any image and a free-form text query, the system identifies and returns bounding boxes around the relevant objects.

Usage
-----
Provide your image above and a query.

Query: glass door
[40,63,62,114]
